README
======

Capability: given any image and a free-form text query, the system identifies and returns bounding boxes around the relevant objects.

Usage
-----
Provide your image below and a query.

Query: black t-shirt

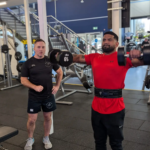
[21,56,60,100]
[142,41,149,46]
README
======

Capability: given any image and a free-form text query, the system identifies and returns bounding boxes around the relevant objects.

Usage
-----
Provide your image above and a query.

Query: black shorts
[27,95,56,114]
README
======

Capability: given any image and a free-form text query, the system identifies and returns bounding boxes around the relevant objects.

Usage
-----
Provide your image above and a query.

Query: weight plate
[81,75,93,89]
[117,47,126,66]
[48,49,61,64]
[143,45,150,65]
[16,62,24,72]
[1,45,10,54]
[15,52,22,61]
[59,51,73,67]
[17,73,21,83]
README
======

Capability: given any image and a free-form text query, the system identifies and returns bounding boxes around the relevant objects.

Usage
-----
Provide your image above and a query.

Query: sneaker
[24,138,35,150]
[43,137,52,149]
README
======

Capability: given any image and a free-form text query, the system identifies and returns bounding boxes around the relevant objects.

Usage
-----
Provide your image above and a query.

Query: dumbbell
[118,45,150,66]
[48,49,73,67]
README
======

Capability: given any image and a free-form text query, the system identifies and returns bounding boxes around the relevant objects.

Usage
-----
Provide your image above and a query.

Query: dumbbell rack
[142,65,150,104]
[0,23,21,91]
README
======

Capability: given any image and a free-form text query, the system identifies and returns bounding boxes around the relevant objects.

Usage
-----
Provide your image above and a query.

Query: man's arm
[55,67,63,87]
[21,77,36,90]
[73,54,86,64]
[21,77,43,92]
[52,67,63,95]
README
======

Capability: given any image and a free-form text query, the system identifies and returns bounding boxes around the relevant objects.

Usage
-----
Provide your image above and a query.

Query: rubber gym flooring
[0,84,150,150]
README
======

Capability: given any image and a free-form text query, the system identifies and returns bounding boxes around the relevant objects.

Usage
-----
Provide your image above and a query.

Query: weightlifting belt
[94,88,122,98]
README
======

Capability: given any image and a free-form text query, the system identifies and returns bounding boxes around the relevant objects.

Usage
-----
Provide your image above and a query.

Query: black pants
[91,109,125,150]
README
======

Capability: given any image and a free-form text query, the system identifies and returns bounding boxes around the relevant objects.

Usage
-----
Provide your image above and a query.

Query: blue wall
[45,0,108,33]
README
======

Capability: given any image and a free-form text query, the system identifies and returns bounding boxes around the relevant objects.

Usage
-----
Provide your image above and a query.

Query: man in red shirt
[73,31,144,150]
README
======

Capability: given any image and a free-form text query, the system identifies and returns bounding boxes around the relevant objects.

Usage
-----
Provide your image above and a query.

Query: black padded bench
[0,126,18,149]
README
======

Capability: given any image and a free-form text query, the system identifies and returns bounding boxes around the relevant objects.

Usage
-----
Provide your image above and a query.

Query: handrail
[20,6,39,20]
[20,6,101,54]
[47,15,98,51]
[5,8,25,26]
[20,6,86,54]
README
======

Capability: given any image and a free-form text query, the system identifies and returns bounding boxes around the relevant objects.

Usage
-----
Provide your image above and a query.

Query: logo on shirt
[45,62,51,67]
[31,64,36,67]
[110,61,114,63]
[46,102,53,109]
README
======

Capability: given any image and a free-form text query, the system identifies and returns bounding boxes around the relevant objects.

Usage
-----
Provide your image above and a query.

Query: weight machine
[0,22,21,91]
[54,63,93,105]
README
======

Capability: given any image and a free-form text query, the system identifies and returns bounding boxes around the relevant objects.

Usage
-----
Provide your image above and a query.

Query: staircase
[0,8,39,40]
[50,36,66,49]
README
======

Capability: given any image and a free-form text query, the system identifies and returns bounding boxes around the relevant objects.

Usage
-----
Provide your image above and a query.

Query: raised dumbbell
[48,49,73,67]
[117,45,150,66]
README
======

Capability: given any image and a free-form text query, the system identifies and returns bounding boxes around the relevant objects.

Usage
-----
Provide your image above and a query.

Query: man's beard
[102,45,115,53]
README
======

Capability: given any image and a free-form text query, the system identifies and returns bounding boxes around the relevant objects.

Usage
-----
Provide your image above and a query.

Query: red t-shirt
[85,51,133,114]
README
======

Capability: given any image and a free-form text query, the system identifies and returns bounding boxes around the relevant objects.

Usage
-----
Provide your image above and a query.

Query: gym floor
[0,84,150,150]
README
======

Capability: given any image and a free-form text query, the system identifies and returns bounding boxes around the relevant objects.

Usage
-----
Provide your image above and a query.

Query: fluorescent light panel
[0,1,7,6]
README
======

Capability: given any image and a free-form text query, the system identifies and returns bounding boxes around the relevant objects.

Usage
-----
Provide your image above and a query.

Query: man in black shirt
[141,38,149,51]
[21,39,63,150]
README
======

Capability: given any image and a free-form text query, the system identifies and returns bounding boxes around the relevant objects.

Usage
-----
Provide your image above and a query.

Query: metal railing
[19,6,86,55]
[5,7,25,26]
[47,15,102,54]
[1,6,40,40]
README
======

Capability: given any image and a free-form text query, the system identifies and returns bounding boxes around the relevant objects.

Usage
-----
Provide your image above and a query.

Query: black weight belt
[94,88,122,98]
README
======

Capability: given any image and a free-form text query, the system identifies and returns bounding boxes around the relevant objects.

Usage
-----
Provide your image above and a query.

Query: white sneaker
[43,137,52,149]
[24,138,34,150]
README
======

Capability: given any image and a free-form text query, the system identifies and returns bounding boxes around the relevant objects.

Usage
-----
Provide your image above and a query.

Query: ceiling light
[0,1,7,6]
[81,0,84,3]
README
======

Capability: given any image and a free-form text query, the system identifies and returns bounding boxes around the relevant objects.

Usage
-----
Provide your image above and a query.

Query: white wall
[131,0,150,18]
[0,37,25,76]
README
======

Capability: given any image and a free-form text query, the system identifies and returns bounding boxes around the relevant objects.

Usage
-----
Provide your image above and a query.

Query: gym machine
[0,22,21,90]
[142,66,150,105]
[48,34,93,105]
[54,64,93,105]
